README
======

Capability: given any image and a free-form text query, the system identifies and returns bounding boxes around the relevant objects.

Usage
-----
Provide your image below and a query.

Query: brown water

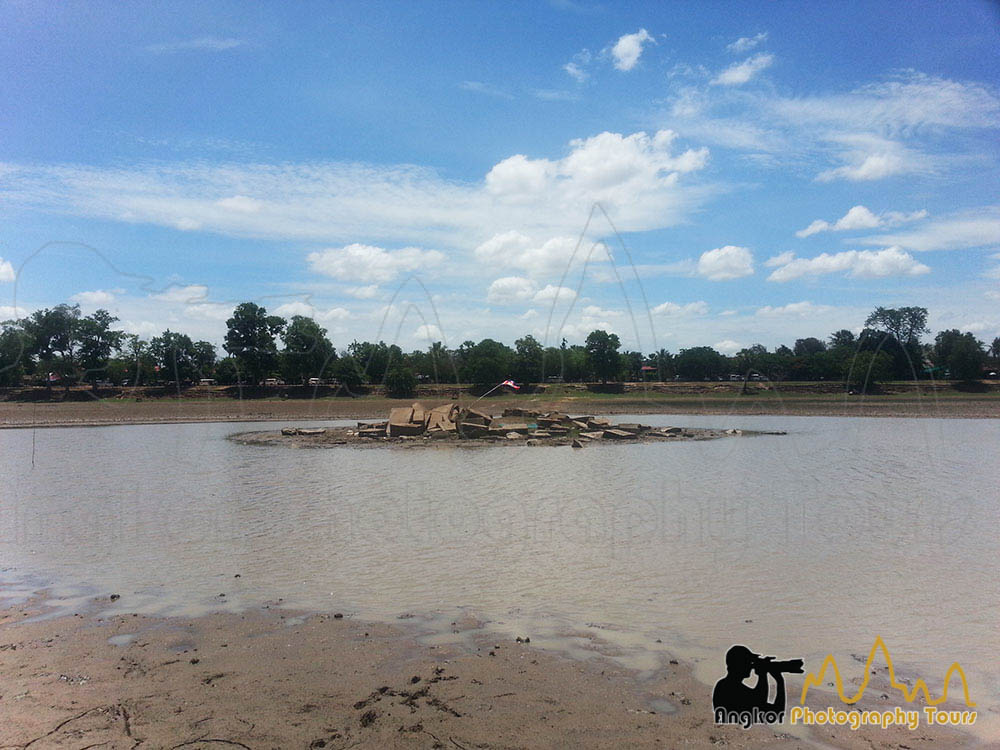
[1,415,998,728]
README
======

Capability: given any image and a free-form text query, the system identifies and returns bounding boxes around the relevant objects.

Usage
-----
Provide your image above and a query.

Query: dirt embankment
[1,382,999,428]
[0,596,982,749]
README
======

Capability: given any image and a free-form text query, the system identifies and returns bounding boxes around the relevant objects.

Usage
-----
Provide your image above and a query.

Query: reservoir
[2,415,997,713]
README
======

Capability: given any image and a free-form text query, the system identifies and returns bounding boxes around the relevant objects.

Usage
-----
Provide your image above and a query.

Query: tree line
[1,302,997,393]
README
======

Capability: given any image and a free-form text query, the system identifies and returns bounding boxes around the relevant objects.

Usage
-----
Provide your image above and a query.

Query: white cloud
[151,284,209,303]
[273,301,351,322]
[767,246,930,282]
[146,37,245,54]
[796,205,927,237]
[564,62,588,83]
[816,134,932,182]
[859,207,1000,251]
[651,300,709,316]
[184,302,232,321]
[533,89,580,102]
[414,324,442,341]
[711,54,773,86]
[70,289,116,306]
[307,243,445,283]
[0,258,15,282]
[0,305,28,319]
[216,195,264,213]
[697,245,754,281]
[727,33,768,54]
[459,81,513,99]
[755,301,833,318]
[764,251,795,267]
[346,285,379,299]
[714,339,741,355]
[770,71,1000,132]
[475,233,592,277]
[611,29,654,72]
[532,285,577,304]
[581,305,623,318]
[0,128,710,248]
[487,276,537,304]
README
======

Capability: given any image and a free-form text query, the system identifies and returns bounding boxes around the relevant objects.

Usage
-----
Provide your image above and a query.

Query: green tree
[0,324,29,387]
[224,303,285,384]
[347,341,403,383]
[329,355,364,391]
[76,309,124,388]
[675,345,725,381]
[865,306,929,344]
[464,338,514,386]
[384,366,417,398]
[584,330,621,383]
[513,335,544,384]
[22,304,82,387]
[793,337,826,356]
[843,350,893,392]
[828,329,856,350]
[191,341,217,378]
[990,337,1000,361]
[150,330,197,383]
[281,316,336,384]
[935,331,985,380]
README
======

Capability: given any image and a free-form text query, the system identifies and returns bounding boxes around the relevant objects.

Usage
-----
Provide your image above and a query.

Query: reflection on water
[1,415,998,708]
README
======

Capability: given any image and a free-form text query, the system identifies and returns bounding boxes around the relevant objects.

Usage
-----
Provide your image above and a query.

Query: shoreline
[2,392,999,430]
[0,593,984,748]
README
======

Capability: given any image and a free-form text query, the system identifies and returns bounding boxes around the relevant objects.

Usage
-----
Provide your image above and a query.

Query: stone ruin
[354,402,683,443]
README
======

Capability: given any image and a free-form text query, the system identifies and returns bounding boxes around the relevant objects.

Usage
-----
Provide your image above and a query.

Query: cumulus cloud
[345,285,379,299]
[0,258,15,282]
[714,339,741,355]
[184,302,232,321]
[796,205,927,237]
[151,284,209,303]
[755,301,834,317]
[532,285,577,303]
[859,207,1000,251]
[0,129,709,248]
[816,134,931,182]
[475,233,589,277]
[766,246,930,282]
[697,245,754,280]
[764,251,795,267]
[727,33,768,54]
[487,276,537,304]
[651,300,709,316]
[307,244,445,283]
[273,301,351,322]
[610,29,654,71]
[711,54,773,86]
[70,289,116,306]
[414,324,442,340]
[0,305,28,319]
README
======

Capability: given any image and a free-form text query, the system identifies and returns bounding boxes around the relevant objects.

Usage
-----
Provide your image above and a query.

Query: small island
[229,402,784,448]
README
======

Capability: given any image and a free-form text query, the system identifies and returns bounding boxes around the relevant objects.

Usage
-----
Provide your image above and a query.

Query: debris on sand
[235,402,783,449]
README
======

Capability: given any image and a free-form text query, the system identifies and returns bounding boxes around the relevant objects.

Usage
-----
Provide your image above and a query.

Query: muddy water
[1,416,998,716]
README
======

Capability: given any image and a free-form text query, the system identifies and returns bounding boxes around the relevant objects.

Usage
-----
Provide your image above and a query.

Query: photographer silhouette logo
[712,644,804,728]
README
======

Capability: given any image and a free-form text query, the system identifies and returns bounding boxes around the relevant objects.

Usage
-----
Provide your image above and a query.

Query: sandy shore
[1,391,998,429]
[0,594,987,749]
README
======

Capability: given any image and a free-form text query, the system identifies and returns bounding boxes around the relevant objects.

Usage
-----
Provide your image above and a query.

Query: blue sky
[2,0,999,354]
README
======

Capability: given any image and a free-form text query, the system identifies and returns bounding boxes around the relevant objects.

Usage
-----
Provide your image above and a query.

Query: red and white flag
[501,379,520,390]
